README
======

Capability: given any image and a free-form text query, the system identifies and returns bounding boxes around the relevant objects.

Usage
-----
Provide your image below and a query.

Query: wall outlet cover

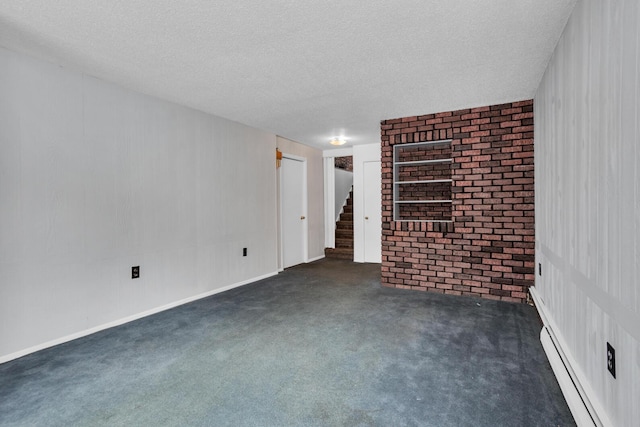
[607,342,616,378]
[132,266,140,279]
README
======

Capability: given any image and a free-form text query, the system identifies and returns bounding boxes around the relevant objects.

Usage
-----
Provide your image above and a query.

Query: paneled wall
[534,0,640,424]
[0,47,279,361]
[380,102,535,302]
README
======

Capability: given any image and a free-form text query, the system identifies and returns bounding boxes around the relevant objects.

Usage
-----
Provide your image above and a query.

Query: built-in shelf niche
[393,140,453,222]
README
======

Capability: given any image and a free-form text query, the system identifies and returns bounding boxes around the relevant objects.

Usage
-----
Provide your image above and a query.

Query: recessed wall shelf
[395,179,453,185]
[394,158,453,165]
[394,200,453,204]
[393,140,453,222]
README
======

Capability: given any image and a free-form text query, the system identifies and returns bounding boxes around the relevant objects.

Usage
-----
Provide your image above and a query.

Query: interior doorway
[324,156,354,260]
[363,160,382,263]
[280,155,308,268]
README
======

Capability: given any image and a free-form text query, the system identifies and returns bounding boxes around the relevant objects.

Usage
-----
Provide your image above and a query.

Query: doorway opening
[325,156,354,259]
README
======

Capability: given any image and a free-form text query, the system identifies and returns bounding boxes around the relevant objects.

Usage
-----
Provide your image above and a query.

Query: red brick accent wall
[381,100,534,303]
[335,156,353,172]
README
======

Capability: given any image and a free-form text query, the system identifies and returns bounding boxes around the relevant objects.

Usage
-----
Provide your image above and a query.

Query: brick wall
[335,156,353,171]
[381,100,534,303]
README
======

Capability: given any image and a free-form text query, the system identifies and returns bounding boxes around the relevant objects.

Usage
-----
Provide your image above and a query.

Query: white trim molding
[322,147,353,158]
[0,271,278,365]
[323,157,336,248]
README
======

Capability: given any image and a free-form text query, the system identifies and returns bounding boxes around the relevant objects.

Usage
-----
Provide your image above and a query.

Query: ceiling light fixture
[329,137,346,146]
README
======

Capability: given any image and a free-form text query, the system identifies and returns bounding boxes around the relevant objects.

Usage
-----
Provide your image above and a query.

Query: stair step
[335,229,353,238]
[335,238,353,248]
[336,221,353,230]
[324,247,354,260]
[331,188,354,257]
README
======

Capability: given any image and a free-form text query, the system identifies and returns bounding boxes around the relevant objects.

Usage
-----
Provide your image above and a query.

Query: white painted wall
[276,136,325,265]
[534,1,640,425]
[353,143,381,263]
[334,168,353,221]
[0,47,279,362]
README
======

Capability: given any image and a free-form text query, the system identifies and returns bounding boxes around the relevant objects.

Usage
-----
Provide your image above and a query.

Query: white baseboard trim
[529,287,612,427]
[307,255,325,263]
[0,271,279,365]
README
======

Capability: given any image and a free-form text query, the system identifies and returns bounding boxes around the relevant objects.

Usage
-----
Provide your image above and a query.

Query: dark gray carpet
[0,259,574,426]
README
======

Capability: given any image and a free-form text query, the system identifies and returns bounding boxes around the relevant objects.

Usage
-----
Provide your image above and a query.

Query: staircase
[325,189,354,260]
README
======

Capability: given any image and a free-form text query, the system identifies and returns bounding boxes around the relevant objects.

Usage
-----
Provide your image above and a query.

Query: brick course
[381,100,534,303]
[335,156,353,172]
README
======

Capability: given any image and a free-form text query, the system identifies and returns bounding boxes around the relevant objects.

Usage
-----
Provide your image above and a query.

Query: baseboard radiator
[529,288,611,427]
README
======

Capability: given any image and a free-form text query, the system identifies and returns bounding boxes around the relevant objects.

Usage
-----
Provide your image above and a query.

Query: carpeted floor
[0,259,574,426]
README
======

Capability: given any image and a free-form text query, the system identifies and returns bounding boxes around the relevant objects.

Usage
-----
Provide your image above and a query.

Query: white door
[363,161,382,263]
[281,156,307,268]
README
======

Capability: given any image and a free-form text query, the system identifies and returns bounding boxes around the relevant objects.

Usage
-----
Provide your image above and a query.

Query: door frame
[279,153,308,270]
[322,147,353,249]
[352,143,381,262]
[362,160,382,263]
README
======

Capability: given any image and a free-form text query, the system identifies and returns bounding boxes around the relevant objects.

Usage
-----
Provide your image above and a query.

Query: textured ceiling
[0,0,576,149]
